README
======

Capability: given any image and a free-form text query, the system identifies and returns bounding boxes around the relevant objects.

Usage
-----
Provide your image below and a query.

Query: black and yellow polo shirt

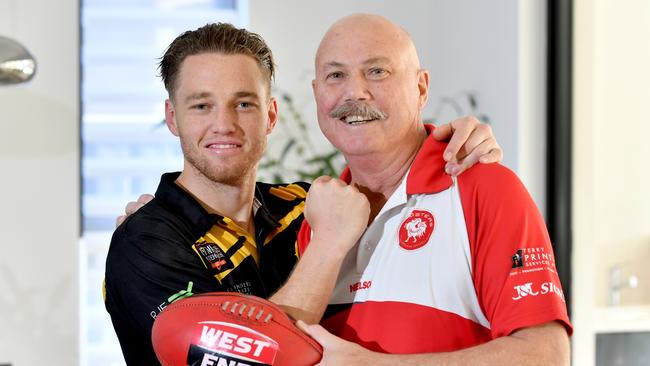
[104,172,309,365]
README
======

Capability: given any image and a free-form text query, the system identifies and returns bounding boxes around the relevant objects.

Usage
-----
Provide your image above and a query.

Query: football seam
[162,301,277,325]
[159,299,322,352]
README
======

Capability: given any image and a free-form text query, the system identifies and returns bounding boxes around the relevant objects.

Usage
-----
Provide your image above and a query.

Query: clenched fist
[304,176,371,252]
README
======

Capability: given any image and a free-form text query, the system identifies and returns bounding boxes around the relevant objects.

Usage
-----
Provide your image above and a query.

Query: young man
[104,23,500,365]
[297,14,572,365]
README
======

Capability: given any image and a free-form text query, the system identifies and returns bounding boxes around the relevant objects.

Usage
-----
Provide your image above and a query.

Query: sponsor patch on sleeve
[511,281,566,303]
[509,246,557,276]
[505,247,567,304]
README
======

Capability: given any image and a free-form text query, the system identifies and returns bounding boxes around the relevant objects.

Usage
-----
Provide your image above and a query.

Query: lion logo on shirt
[399,210,435,250]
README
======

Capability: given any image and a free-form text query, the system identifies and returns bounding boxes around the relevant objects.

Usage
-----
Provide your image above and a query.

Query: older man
[297,14,572,365]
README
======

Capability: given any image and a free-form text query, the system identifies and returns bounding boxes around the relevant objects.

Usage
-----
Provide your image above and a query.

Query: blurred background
[0,0,648,365]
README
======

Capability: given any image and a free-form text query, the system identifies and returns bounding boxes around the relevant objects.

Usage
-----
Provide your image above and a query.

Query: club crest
[398,209,435,250]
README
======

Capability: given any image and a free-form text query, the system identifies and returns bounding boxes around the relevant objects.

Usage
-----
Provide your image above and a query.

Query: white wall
[0,0,79,365]
[573,0,650,364]
[249,0,547,212]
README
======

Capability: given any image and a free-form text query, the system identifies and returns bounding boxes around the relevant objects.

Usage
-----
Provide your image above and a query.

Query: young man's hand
[433,116,502,176]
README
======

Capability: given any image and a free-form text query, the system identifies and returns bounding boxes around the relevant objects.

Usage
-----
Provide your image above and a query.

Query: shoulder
[461,161,518,182]
[115,198,188,241]
[457,163,530,198]
[455,163,542,224]
[107,198,192,266]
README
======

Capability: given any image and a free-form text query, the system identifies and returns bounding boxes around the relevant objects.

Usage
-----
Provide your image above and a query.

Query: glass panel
[596,332,650,366]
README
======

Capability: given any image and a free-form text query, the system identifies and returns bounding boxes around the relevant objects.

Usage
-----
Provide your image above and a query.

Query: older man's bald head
[315,13,421,75]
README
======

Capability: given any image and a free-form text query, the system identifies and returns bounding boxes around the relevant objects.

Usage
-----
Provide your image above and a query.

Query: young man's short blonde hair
[158,23,275,100]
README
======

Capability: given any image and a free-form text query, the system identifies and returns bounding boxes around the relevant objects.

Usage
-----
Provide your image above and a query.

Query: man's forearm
[269,235,347,323]
[370,322,569,366]
[306,321,570,366]
[270,176,370,323]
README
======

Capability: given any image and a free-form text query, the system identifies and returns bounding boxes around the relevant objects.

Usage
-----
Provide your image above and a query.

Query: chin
[190,158,254,186]
[203,169,248,186]
[337,142,380,158]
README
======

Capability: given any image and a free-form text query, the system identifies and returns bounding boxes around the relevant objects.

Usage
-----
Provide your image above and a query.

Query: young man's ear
[266,97,279,134]
[165,99,179,136]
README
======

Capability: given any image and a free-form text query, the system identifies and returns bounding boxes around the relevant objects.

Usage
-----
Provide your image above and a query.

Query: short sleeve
[457,164,572,338]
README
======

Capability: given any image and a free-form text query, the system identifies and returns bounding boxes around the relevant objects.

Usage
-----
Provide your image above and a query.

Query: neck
[347,128,427,220]
[176,167,257,233]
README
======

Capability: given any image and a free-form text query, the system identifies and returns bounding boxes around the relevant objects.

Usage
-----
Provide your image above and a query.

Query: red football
[152,292,323,366]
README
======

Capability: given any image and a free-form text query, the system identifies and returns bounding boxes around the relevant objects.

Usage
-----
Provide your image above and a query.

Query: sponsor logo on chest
[349,280,372,293]
[195,241,234,273]
[398,209,435,250]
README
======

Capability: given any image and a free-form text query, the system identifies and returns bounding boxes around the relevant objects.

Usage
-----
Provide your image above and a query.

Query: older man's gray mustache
[329,101,388,124]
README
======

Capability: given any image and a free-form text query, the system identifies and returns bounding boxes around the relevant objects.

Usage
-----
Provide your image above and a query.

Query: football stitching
[157,295,323,355]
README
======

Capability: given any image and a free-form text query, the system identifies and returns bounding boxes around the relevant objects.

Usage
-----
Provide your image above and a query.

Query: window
[79,1,248,365]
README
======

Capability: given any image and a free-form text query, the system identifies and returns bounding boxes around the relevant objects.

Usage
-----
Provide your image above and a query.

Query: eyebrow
[233,91,260,99]
[184,92,212,104]
[322,57,391,70]
[184,91,260,104]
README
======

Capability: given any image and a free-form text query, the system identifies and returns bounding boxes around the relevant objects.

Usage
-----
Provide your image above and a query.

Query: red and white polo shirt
[298,125,572,354]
